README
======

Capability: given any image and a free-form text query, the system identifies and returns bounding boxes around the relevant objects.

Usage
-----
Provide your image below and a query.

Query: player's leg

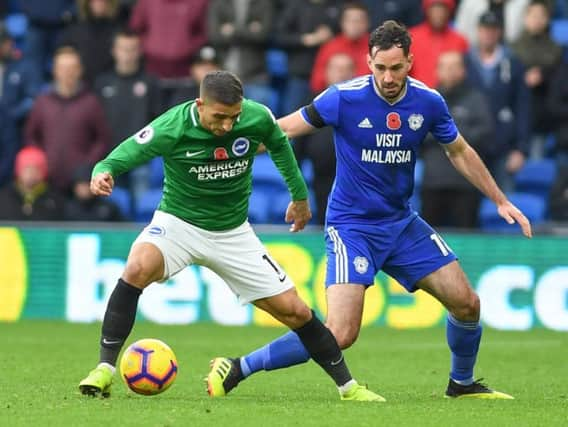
[79,242,163,397]
[80,211,194,397]
[417,261,513,399]
[237,283,366,383]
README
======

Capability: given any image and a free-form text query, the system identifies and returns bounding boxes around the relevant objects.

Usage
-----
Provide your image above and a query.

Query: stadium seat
[551,19,568,45]
[410,159,424,213]
[105,186,132,220]
[266,49,288,78]
[252,153,287,190]
[5,13,28,40]
[248,188,271,223]
[479,192,546,232]
[135,188,162,223]
[148,157,164,188]
[514,159,557,197]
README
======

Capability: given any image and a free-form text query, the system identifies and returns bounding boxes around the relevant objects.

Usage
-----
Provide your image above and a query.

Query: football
[119,338,178,395]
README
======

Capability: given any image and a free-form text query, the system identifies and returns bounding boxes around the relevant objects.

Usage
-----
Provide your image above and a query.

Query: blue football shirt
[300,74,459,225]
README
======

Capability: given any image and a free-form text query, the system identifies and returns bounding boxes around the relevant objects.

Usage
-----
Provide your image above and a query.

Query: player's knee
[326,323,359,350]
[123,260,158,288]
[453,292,480,321]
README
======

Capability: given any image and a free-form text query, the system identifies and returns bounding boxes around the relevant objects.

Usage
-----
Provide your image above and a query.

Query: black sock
[293,310,352,387]
[99,278,142,366]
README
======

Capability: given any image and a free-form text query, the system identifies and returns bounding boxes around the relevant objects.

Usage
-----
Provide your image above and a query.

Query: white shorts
[133,210,294,304]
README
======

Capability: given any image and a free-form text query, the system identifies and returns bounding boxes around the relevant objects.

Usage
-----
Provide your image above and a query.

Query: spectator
[295,53,356,225]
[455,0,532,45]
[511,0,563,158]
[549,166,568,221]
[362,0,424,28]
[274,0,334,114]
[168,46,221,107]
[421,51,494,228]
[20,0,75,83]
[547,62,568,166]
[130,0,208,79]
[25,46,111,193]
[95,29,161,196]
[409,0,469,87]
[0,26,42,187]
[64,164,122,221]
[310,2,370,94]
[465,11,531,191]
[59,0,121,86]
[0,146,64,220]
[208,0,274,107]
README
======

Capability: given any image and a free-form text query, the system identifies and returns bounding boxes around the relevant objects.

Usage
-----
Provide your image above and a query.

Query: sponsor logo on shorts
[353,256,369,274]
[147,225,165,236]
[232,137,250,157]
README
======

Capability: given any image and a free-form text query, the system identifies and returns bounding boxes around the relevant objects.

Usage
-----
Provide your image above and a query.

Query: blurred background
[0,0,567,330]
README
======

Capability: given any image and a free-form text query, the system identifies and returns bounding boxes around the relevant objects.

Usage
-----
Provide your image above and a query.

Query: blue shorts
[324,215,457,292]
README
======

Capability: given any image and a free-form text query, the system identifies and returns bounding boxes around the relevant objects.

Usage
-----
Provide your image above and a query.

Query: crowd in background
[0,0,568,229]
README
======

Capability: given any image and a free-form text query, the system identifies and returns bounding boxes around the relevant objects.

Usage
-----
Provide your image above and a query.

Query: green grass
[1,321,567,426]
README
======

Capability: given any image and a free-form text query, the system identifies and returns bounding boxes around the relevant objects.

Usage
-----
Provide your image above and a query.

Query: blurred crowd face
[0,38,13,61]
[477,25,502,52]
[113,34,141,72]
[89,0,112,18]
[17,165,45,191]
[437,51,466,90]
[524,3,550,36]
[74,181,93,201]
[325,53,355,85]
[191,62,220,84]
[341,7,369,40]
[426,4,451,31]
[368,46,413,101]
[53,51,83,94]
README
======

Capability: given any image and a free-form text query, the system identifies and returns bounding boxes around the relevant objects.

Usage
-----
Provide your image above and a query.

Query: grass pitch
[1,321,566,426]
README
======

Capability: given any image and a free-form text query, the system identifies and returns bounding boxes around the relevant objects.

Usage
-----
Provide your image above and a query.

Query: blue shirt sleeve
[431,94,459,144]
[300,85,340,127]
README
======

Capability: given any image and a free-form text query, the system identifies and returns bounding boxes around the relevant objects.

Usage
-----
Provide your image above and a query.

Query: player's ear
[196,98,203,107]
[366,53,373,71]
[407,53,414,72]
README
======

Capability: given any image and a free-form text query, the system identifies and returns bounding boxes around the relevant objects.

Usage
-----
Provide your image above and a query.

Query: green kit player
[78,70,383,402]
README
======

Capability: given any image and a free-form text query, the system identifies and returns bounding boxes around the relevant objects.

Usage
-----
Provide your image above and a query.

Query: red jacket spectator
[129,0,208,78]
[409,0,468,87]
[25,88,111,192]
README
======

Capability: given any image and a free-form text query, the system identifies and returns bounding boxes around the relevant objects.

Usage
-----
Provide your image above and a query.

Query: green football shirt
[92,99,308,231]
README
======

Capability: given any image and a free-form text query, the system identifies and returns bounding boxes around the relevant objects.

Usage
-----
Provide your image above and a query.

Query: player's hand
[285,199,312,232]
[90,172,114,196]
[497,200,532,238]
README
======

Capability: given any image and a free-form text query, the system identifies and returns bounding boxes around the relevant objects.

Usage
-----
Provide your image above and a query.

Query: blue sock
[240,331,310,378]
[446,314,482,385]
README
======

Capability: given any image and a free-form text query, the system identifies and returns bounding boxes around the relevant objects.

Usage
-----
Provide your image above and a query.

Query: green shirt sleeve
[92,106,182,178]
[261,106,309,201]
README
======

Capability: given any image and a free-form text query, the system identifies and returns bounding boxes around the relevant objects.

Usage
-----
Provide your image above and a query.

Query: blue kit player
[206,20,532,400]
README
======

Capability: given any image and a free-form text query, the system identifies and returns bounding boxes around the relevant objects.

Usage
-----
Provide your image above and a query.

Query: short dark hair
[368,20,412,57]
[113,28,139,43]
[200,70,243,105]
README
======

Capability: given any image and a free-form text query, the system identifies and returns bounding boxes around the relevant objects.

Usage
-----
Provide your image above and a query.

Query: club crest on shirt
[232,137,250,157]
[353,256,369,274]
[408,114,424,131]
[386,112,401,130]
[214,147,229,160]
[134,126,154,144]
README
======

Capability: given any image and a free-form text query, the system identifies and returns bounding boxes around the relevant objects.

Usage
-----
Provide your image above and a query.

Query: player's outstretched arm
[90,172,114,197]
[444,134,532,238]
[277,110,316,140]
[285,199,312,232]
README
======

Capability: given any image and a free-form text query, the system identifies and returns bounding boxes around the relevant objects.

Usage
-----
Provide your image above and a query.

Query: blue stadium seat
[135,189,162,223]
[252,153,287,190]
[248,187,271,223]
[479,192,546,232]
[266,49,288,78]
[410,159,424,213]
[5,13,28,40]
[105,186,132,220]
[514,159,557,197]
[551,19,568,45]
[148,157,164,188]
